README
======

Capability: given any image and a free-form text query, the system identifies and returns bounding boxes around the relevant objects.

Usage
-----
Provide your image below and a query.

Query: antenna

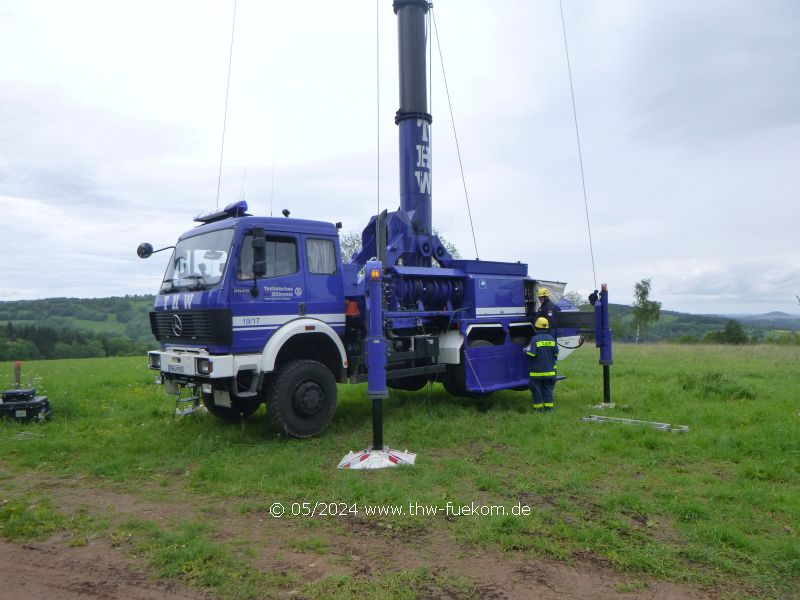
[215,0,238,209]
[239,168,248,201]
[270,158,275,217]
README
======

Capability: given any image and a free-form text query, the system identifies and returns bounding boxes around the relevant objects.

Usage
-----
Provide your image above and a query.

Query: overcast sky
[1,0,798,315]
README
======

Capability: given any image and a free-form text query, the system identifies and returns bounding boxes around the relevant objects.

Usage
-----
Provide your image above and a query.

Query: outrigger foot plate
[337,446,416,470]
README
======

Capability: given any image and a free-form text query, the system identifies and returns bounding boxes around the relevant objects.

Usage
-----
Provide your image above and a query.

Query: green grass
[299,568,478,600]
[0,493,104,544]
[0,344,798,598]
[114,518,294,599]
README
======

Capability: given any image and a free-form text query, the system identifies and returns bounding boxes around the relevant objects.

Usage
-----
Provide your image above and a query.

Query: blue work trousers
[530,379,556,411]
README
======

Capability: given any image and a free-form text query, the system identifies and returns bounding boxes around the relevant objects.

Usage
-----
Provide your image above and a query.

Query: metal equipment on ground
[0,389,52,423]
[580,415,689,433]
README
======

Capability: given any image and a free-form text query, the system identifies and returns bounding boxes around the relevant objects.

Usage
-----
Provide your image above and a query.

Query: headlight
[148,352,161,370]
[196,357,213,376]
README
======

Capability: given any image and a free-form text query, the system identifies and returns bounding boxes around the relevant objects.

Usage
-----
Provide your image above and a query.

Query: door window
[238,234,298,280]
[306,238,337,274]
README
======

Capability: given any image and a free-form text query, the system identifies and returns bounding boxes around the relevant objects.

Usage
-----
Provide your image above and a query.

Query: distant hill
[589,304,800,342]
[0,296,156,361]
[706,311,800,331]
[0,295,156,341]
[1,297,798,361]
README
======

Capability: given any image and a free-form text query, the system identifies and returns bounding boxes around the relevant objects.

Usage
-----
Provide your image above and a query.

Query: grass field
[0,344,798,599]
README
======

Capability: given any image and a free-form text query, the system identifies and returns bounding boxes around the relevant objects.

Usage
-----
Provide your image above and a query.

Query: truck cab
[144,200,350,437]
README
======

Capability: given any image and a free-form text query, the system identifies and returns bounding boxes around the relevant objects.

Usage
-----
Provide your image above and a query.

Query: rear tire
[267,360,337,438]
[443,339,493,399]
[388,375,429,391]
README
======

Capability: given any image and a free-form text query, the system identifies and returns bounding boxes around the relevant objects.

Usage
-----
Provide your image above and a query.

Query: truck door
[302,235,345,334]
[232,230,305,352]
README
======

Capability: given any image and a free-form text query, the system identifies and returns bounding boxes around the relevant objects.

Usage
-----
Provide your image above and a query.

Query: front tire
[202,395,260,422]
[267,360,337,438]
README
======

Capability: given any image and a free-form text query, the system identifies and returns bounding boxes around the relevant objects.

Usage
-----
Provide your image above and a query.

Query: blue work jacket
[525,332,559,379]
[537,298,559,330]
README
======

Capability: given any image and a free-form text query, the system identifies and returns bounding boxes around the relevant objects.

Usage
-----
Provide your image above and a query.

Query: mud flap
[463,344,528,393]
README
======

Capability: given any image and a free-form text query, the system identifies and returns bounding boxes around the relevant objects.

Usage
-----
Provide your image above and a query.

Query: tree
[564,290,587,308]
[434,229,460,260]
[339,230,362,262]
[705,319,748,345]
[339,229,460,264]
[722,320,748,344]
[632,278,661,343]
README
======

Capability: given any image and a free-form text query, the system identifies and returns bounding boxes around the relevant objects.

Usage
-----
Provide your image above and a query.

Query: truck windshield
[160,228,234,293]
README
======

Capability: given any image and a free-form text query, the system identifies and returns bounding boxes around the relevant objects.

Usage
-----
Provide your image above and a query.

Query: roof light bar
[194,200,250,223]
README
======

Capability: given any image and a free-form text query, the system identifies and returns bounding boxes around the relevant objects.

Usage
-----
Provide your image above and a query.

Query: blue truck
[138,0,611,438]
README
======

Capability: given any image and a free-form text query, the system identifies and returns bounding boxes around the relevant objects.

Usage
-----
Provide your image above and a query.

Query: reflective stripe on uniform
[536,340,556,348]
[525,351,536,358]
[529,371,556,377]
[544,402,554,408]
[532,403,543,409]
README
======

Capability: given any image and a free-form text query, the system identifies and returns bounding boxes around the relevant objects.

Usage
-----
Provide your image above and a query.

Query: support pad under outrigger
[338,446,417,469]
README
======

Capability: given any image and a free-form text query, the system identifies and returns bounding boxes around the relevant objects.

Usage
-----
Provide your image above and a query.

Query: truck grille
[149,309,232,345]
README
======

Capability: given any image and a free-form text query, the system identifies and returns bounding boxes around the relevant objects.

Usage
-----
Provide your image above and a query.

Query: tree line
[2,283,798,363]
[0,322,154,361]
[603,278,800,345]
[0,296,154,342]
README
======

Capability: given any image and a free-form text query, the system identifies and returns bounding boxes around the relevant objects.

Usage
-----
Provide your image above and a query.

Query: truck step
[173,392,202,416]
[174,398,201,416]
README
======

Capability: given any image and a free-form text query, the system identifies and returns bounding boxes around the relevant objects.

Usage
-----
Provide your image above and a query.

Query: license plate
[15,410,27,418]
[168,364,185,374]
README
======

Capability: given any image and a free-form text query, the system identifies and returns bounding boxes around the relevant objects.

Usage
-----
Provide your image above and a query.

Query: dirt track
[0,472,715,600]
[0,537,209,600]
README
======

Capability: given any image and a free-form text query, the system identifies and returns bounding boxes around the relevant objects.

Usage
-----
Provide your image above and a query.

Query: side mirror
[137,243,154,259]
[252,226,267,278]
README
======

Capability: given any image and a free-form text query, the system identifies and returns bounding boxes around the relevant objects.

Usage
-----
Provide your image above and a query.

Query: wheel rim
[292,380,324,417]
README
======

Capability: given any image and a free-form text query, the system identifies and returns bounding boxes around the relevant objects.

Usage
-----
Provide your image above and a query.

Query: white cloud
[0,0,798,316]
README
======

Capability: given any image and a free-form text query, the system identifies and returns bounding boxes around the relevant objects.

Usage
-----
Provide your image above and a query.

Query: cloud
[0,0,798,317]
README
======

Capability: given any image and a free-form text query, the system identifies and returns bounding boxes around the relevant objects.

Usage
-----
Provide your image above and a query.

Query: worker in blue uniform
[524,317,559,412]
[536,287,559,337]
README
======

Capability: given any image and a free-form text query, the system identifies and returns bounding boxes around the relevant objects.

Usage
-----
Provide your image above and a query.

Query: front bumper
[148,349,261,380]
